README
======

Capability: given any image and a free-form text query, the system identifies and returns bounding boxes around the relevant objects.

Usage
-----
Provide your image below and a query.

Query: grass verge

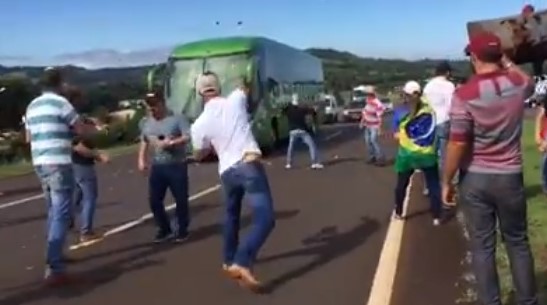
[500,120,547,303]
[0,143,139,180]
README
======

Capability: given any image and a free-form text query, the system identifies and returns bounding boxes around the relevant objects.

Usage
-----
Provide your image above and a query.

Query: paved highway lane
[0,123,470,305]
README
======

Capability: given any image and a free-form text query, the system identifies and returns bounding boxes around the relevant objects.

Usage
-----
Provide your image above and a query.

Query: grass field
[499,120,547,304]
[0,143,138,179]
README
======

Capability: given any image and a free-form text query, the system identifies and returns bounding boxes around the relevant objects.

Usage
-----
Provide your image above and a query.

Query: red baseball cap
[465,32,502,58]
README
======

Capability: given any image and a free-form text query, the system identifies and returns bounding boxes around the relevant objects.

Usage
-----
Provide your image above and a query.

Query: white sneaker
[433,219,441,226]
[311,163,324,169]
[285,164,291,169]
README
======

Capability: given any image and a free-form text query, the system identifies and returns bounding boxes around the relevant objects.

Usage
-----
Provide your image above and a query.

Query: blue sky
[0,0,538,59]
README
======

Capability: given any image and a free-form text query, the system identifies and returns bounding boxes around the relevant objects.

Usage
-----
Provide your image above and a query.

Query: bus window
[267,78,280,98]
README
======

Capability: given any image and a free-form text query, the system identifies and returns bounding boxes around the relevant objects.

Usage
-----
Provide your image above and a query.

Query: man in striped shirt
[443,33,539,305]
[25,68,97,286]
[359,85,386,165]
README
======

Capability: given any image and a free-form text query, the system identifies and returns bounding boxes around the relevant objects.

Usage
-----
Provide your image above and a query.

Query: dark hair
[435,61,452,76]
[40,68,63,89]
[64,86,82,103]
[144,89,165,107]
[476,51,503,64]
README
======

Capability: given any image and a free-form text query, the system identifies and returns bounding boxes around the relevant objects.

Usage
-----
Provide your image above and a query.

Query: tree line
[0,48,477,131]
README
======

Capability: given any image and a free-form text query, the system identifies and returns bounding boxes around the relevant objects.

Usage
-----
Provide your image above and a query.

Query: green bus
[148,36,325,151]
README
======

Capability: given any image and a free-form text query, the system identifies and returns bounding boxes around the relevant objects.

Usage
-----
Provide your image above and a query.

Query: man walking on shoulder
[25,68,98,286]
[442,32,539,305]
[283,93,323,169]
[360,85,386,166]
[423,61,455,169]
[191,73,275,292]
[422,61,456,195]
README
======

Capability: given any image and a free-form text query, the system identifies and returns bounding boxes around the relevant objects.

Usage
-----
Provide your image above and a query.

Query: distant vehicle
[352,85,367,102]
[320,94,344,123]
[340,101,365,122]
[380,97,393,112]
[147,36,325,152]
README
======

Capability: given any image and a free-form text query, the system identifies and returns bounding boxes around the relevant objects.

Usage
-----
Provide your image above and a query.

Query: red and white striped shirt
[361,97,386,128]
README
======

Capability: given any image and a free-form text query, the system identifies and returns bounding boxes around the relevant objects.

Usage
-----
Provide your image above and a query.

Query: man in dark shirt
[283,94,323,169]
[64,88,109,243]
[71,133,109,242]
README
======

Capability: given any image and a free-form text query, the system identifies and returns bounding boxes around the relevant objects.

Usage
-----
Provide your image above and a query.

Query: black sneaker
[153,231,173,244]
[366,158,376,164]
[174,231,189,243]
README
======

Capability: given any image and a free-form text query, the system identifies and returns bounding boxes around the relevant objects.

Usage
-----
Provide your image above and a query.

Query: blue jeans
[394,166,442,218]
[149,162,189,235]
[286,129,319,165]
[459,172,538,305]
[541,154,547,193]
[34,164,74,275]
[435,122,449,169]
[220,161,275,268]
[364,127,383,160]
[73,164,98,235]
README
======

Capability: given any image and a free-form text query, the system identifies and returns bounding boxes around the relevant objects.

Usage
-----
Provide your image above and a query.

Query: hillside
[0,48,474,129]
[306,48,471,91]
[0,48,471,91]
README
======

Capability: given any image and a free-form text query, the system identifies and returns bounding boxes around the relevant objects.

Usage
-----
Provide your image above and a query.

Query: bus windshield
[353,90,366,99]
[166,53,251,120]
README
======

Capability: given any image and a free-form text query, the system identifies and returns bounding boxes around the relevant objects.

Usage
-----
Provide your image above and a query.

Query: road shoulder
[390,177,477,305]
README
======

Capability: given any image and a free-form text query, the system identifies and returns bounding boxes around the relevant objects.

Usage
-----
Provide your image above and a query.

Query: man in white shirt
[423,61,456,169]
[190,73,275,292]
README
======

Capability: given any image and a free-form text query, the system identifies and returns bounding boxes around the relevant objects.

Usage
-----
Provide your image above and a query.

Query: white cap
[291,93,298,105]
[363,85,376,95]
[196,73,220,95]
[402,81,421,94]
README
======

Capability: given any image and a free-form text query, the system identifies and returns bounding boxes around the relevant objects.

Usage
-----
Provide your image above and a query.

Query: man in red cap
[444,32,539,305]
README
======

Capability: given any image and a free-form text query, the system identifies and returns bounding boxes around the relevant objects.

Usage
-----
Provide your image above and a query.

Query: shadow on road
[257,216,379,293]
[0,186,42,198]
[265,125,362,160]
[0,209,300,305]
[0,201,123,230]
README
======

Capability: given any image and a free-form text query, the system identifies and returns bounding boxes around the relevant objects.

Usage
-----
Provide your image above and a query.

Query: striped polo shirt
[361,97,386,128]
[449,70,534,174]
[25,92,79,165]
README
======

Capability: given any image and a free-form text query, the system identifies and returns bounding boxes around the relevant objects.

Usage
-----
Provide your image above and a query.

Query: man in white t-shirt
[423,61,455,168]
[190,73,275,292]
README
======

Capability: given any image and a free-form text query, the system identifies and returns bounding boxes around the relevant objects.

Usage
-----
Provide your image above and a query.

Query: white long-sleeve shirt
[190,89,261,175]
[423,76,455,125]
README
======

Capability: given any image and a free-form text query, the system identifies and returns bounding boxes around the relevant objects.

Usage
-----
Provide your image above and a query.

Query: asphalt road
[0,124,471,305]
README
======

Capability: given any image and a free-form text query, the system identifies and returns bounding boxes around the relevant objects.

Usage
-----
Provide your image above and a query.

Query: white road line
[365,174,414,305]
[0,129,345,211]
[323,130,342,141]
[0,194,44,210]
[69,184,221,250]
